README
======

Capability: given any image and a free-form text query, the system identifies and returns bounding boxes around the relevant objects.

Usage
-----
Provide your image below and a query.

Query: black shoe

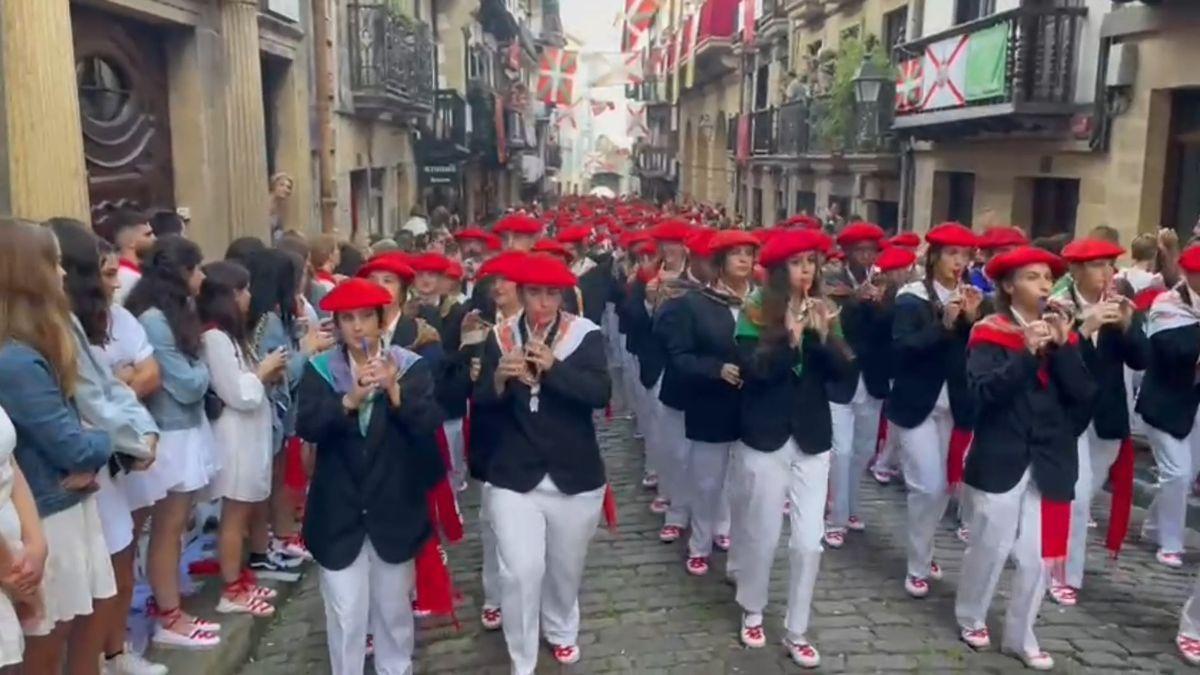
[249,553,301,582]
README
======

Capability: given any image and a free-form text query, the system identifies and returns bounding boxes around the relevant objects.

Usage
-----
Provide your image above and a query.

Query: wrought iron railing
[742,95,894,156]
[432,90,468,147]
[751,108,775,155]
[635,146,673,177]
[892,5,1086,118]
[347,3,435,113]
[777,100,809,156]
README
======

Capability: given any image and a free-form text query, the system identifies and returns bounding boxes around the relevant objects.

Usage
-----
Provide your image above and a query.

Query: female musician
[1051,239,1144,605]
[732,229,853,668]
[886,223,983,598]
[664,230,759,576]
[474,254,610,673]
[296,278,443,675]
[956,246,1095,671]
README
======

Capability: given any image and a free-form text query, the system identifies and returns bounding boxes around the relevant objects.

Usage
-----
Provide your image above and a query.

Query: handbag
[203,388,225,421]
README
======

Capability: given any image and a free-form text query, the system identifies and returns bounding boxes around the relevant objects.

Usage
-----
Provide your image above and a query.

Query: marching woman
[1139,245,1200,569]
[955,246,1095,671]
[473,253,611,673]
[664,230,759,575]
[887,223,983,598]
[823,222,889,547]
[296,278,444,675]
[732,229,853,668]
[1051,239,1145,605]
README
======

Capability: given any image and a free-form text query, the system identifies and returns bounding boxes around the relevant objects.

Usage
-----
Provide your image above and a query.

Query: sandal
[1048,585,1077,606]
[551,644,580,665]
[151,608,221,649]
[1177,635,1200,666]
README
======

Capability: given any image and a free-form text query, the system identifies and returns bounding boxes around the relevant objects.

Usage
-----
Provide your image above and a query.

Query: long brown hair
[0,218,78,394]
[758,257,825,348]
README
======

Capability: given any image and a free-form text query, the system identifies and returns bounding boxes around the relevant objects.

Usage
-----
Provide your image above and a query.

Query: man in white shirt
[401,205,429,237]
[101,208,157,305]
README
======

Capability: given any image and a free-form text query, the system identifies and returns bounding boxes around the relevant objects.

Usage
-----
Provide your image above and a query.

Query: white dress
[201,330,273,502]
[0,405,24,666]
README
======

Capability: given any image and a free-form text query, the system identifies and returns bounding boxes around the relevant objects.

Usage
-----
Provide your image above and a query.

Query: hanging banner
[622,0,662,52]
[965,23,1009,101]
[536,48,579,105]
[627,102,649,139]
[585,52,645,88]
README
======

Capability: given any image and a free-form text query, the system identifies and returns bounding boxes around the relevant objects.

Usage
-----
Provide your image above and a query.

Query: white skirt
[95,470,134,555]
[123,421,218,509]
[207,404,273,503]
[24,496,117,636]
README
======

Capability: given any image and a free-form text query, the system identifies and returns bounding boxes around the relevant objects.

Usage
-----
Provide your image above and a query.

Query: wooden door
[72,7,175,225]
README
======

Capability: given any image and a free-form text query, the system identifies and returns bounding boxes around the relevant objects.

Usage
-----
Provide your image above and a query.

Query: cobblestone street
[243,412,1200,674]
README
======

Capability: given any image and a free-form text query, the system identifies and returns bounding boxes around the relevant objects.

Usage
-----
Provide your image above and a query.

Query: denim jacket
[0,340,112,516]
[255,311,305,450]
[138,308,209,431]
[69,315,158,458]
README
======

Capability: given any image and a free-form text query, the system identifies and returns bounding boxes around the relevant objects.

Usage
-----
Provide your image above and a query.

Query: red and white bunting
[627,102,649,139]
[536,48,579,105]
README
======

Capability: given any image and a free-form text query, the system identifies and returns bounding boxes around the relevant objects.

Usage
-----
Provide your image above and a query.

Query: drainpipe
[312,0,337,232]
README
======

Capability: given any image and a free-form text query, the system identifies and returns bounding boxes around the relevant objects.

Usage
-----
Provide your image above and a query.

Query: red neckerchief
[118,258,141,274]
[967,312,1075,566]
[315,270,336,285]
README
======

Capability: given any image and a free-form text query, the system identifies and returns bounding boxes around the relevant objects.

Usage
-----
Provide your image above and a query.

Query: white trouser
[1179,573,1200,639]
[620,348,642,427]
[642,377,667,497]
[485,476,604,675]
[319,540,415,675]
[479,493,504,609]
[1064,425,1123,588]
[875,421,900,475]
[955,470,1046,656]
[732,441,829,642]
[660,406,692,528]
[828,387,884,529]
[687,440,733,557]
[1144,412,1200,553]
[896,405,953,579]
[443,418,466,488]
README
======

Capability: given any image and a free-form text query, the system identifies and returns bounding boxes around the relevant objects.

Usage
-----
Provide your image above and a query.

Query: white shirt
[401,216,429,236]
[96,304,154,371]
[114,265,141,306]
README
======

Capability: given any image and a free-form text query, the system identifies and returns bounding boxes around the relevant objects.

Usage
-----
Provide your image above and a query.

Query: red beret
[357,253,415,282]
[650,219,693,242]
[783,214,823,230]
[925,222,977,248]
[836,221,886,248]
[408,253,452,274]
[1060,238,1126,263]
[875,247,918,273]
[319,278,394,313]
[532,239,573,261]
[686,228,716,257]
[556,225,592,245]
[759,229,832,268]
[707,230,761,255]
[753,227,785,245]
[493,214,543,236]
[889,232,921,249]
[977,226,1030,250]
[1180,246,1200,273]
[455,227,492,243]
[444,260,464,281]
[507,253,578,288]
[476,251,528,281]
[632,239,658,256]
[984,246,1067,281]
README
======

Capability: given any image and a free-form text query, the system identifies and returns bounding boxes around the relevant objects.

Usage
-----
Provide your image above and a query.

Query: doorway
[1164,90,1200,237]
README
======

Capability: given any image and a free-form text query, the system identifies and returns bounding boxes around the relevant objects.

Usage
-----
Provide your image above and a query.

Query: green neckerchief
[734,289,842,378]
[1052,271,1074,296]
[310,350,378,437]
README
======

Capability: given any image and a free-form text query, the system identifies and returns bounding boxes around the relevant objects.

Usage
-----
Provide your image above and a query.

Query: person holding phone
[297,278,444,675]
[473,254,611,673]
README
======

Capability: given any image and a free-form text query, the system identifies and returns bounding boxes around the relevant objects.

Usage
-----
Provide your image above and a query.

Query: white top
[401,216,429,236]
[0,406,19,547]
[114,266,141,306]
[95,304,154,371]
[201,330,273,501]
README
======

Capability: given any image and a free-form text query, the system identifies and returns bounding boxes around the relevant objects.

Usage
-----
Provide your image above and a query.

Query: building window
[752,188,763,227]
[77,57,131,123]
[1165,91,1200,235]
[884,7,908,55]
[776,188,787,224]
[934,171,976,225]
[954,0,995,25]
[795,190,816,215]
[754,64,770,110]
[1030,178,1079,239]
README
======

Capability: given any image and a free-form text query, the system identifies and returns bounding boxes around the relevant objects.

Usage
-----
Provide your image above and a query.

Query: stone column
[219,0,270,239]
[0,0,90,221]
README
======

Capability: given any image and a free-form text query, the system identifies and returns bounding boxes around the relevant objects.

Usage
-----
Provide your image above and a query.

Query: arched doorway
[72,7,175,225]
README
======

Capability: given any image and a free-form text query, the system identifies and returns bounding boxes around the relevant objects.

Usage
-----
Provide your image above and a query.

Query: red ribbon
[946,428,973,488]
[413,539,459,628]
[602,484,618,535]
[1105,437,1135,557]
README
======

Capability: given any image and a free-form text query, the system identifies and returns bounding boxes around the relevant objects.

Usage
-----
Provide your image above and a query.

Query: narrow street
[243,413,1195,674]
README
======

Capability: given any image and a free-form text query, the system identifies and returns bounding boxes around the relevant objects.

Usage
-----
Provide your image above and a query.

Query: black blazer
[472,316,610,494]
[825,289,888,404]
[664,289,742,443]
[653,293,694,411]
[965,333,1096,502]
[736,329,855,453]
[885,287,977,430]
[297,353,445,570]
[1136,319,1200,441]
[576,261,613,325]
[1070,300,1147,440]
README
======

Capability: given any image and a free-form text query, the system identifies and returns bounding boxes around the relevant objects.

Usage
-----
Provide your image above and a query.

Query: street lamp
[851,59,890,150]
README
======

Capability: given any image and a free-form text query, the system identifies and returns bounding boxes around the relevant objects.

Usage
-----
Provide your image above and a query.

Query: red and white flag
[537,48,579,105]
[627,103,649,139]
[621,0,662,52]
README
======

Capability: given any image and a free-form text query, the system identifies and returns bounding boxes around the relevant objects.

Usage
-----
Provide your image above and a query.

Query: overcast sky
[560,0,630,148]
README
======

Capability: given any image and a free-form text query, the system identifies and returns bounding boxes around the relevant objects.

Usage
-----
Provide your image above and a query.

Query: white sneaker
[782,638,820,668]
[105,649,169,675]
[904,575,929,598]
[1008,649,1054,671]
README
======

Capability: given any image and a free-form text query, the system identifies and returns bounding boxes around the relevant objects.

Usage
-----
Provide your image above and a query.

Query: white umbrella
[589,186,616,198]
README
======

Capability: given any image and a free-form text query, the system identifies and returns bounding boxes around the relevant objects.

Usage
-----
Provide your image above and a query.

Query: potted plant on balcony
[812,35,889,154]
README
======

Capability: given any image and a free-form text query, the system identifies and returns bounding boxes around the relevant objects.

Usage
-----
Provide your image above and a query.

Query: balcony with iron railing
[634,144,675,179]
[891,4,1087,137]
[419,89,471,160]
[743,96,896,158]
[690,0,739,86]
[347,3,435,118]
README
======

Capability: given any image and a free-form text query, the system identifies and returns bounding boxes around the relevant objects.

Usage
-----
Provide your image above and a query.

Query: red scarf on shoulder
[967,314,1074,566]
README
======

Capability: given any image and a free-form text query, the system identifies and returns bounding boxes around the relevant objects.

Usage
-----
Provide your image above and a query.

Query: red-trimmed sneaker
[365,635,373,657]
[649,497,670,514]
[740,619,766,648]
[928,561,944,581]
[960,627,991,650]
[956,526,970,544]
[1177,635,1200,666]
[480,606,502,631]
[641,472,659,489]
[823,529,845,549]
[783,638,820,668]
[274,534,313,562]
[904,575,929,598]
[872,469,893,485]
[1008,649,1054,671]
[1048,584,1077,606]
[1158,549,1185,569]
[846,516,865,532]
[685,556,710,576]
[713,534,731,552]
[551,644,580,665]
[659,525,683,543]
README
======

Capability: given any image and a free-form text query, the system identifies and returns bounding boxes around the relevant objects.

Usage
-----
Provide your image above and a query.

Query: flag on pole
[684,9,701,89]
[621,0,662,52]
[537,48,579,105]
